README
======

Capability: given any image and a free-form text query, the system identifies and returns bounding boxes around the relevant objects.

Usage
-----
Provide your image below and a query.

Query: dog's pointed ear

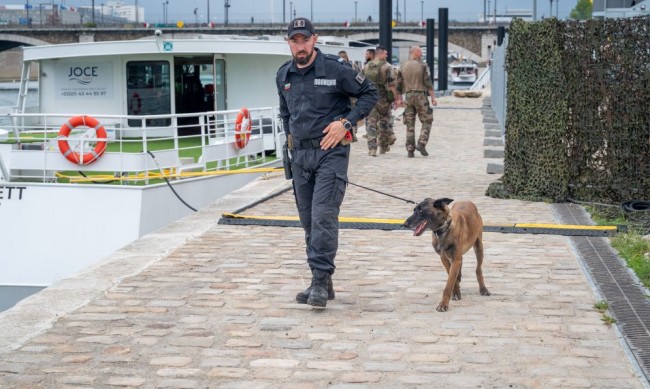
[433,198,454,209]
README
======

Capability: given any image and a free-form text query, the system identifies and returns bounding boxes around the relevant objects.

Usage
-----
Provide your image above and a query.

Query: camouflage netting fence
[487,17,650,229]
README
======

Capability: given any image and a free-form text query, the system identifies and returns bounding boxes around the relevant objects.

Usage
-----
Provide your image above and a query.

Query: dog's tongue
[414,220,428,236]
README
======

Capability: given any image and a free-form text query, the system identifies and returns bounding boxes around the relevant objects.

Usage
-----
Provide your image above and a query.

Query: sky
[1,0,578,24]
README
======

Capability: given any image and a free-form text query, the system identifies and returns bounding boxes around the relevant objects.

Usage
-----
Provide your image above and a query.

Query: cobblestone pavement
[0,93,647,389]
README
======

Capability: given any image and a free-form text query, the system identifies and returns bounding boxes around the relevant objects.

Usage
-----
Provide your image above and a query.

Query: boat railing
[0,107,285,184]
[470,65,492,91]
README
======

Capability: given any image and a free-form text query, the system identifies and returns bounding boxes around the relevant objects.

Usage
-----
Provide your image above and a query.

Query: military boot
[389,134,397,145]
[408,150,415,158]
[368,149,377,157]
[379,145,390,154]
[306,269,332,307]
[416,143,429,157]
[296,271,335,304]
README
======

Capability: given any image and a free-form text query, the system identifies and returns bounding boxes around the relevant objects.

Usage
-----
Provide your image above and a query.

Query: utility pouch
[385,88,395,103]
[282,142,293,180]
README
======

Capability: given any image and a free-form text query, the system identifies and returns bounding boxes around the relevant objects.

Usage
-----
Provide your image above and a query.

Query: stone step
[484,148,504,158]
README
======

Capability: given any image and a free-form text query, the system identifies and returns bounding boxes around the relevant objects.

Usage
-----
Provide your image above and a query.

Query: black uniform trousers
[290,143,349,274]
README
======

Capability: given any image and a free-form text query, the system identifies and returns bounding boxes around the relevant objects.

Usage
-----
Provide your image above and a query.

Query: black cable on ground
[147,150,198,212]
[567,197,619,208]
[229,185,293,215]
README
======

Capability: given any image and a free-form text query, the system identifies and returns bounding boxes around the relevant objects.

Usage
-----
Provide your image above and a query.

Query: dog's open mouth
[413,220,429,236]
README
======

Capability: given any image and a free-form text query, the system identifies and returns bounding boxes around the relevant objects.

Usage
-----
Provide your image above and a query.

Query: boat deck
[0,90,648,388]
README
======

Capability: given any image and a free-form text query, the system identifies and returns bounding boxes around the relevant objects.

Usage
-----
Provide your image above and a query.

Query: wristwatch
[339,118,353,131]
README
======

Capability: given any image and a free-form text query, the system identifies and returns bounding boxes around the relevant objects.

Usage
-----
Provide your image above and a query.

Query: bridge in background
[0,23,504,60]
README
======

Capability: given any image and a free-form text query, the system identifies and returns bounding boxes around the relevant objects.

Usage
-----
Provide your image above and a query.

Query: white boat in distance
[448,60,479,84]
[0,32,369,288]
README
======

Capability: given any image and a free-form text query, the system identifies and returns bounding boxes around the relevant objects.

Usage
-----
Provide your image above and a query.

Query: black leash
[348,181,416,204]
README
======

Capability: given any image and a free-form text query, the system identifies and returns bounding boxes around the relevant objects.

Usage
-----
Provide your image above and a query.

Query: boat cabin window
[126,61,171,127]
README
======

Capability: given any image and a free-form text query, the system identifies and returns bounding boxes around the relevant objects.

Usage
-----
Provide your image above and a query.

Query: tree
[570,0,593,20]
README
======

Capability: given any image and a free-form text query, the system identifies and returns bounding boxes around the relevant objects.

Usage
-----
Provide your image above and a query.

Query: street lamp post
[354,1,357,22]
[421,1,424,26]
[92,0,95,24]
[101,3,104,24]
[289,2,293,19]
[487,0,491,23]
[207,0,210,24]
[225,0,230,26]
[396,0,400,22]
[484,0,487,23]
[310,0,313,20]
[163,0,169,24]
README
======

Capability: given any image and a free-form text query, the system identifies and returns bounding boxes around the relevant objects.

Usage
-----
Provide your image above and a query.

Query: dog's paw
[436,303,449,312]
[480,287,491,296]
[452,291,461,301]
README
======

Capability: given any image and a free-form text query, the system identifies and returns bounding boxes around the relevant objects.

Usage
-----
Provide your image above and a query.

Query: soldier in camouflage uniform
[397,46,437,158]
[363,46,403,156]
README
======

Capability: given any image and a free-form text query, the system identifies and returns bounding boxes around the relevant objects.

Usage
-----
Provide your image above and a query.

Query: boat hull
[0,164,277,287]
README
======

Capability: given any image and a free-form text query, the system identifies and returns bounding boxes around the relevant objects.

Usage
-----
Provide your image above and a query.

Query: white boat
[0,32,368,288]
[448,60,479,84]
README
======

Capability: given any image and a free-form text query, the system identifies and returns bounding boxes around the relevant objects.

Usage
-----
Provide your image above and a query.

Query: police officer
[276,17,378,308]
[397,45,437,157]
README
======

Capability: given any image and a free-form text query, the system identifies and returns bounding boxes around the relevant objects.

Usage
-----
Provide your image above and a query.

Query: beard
[293,48,314,66]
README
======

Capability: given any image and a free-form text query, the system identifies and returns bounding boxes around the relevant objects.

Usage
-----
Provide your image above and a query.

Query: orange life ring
[234,107,251,149]
[58,115,108,165]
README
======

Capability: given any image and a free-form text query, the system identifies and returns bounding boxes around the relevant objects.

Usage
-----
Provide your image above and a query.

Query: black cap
[287,17,315,38]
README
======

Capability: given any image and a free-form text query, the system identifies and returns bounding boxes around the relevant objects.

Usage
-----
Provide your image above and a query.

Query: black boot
[415,143,428,156]
[296,270,335,304]
[306,269,332,307]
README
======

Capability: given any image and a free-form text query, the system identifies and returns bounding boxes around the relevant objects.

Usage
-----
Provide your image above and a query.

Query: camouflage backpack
[364,60,394,103]
[364,60,384,85]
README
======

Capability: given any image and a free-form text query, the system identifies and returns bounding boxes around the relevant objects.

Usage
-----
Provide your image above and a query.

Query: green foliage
[594,300,609,311]
[611,233,650,288]
[488,17,650,204]
[501,19,570,202]
[570,0,593,20]
[601,314,617,325]
[594,300,617,325]
[586,205,650,288]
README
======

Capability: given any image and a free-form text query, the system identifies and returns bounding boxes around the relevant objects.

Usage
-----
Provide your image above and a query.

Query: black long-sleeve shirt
[276,48,378,141]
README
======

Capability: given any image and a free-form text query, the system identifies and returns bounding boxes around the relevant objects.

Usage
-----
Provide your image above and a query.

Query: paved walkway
[1,92,647,388]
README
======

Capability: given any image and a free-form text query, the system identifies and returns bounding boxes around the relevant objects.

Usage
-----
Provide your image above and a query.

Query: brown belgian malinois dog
[403,198,491,312]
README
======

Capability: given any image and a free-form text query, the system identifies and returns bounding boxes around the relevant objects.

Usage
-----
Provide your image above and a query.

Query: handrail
[0,107,283,184]
[470,65,491,91]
